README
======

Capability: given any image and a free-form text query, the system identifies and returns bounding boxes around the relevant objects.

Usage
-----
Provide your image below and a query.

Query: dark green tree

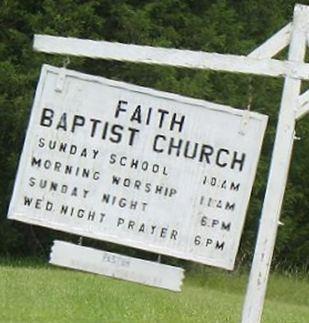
[0,0,308,270]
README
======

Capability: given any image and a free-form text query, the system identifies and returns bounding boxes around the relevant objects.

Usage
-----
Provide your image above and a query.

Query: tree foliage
[0,0,308,270]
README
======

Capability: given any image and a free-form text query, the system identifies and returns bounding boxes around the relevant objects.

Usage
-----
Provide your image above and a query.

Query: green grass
[0,258,308,323]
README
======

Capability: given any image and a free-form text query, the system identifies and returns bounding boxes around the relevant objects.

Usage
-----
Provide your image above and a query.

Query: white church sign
[50,240,185,292]
[8,64,267,270]
[8,3,309,320]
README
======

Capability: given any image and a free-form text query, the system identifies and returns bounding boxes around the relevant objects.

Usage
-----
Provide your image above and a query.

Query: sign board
[50,240,184,291]
[8,64,267,270]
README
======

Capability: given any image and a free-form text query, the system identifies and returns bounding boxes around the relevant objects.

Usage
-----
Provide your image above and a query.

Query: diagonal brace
[296,89,309,120]
[248,23,292,59]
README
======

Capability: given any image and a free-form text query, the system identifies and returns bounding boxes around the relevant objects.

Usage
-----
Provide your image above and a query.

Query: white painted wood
[8,64,267,270]
[50,240,184,292]
[296,104,309,120]
[296,89,309,120]
[7,3,308,318]
[248,23,292,59]
[298,89,309,107]
[242,4,308,323]
[33,34,309,80]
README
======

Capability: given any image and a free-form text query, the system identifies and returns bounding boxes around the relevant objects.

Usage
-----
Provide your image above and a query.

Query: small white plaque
[50,240,184,292]
[8,65,267,269]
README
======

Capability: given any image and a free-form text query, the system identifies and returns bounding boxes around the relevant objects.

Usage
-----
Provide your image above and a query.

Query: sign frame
[8,64,267,270]
[9,4,309,322]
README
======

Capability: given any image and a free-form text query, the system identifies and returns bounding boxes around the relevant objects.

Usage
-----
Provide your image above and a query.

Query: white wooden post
[241,4,308,323]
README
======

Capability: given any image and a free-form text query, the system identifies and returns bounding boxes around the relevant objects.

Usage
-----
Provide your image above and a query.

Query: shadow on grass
[0,256,50,269]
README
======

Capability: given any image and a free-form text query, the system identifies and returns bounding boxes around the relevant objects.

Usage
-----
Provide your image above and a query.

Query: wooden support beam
[296,102,309,120]
[248,23,292,59]
[296,89,309,120]
[33,34,309,80]
[242,4,308,322]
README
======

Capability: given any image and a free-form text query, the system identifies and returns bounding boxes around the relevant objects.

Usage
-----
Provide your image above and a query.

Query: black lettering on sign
[101,193,148,212]
[202,176,241,192]
[152,135,246,172]
[39,107,140,146]
[199,197,236,212]
[200,216,231,232]
[40,108,54,127]
[23,196,53,211]
[30,156,100,180]
[114,100,186,133]
[193,235,225,251]
[38,138,100,159]
[59,204,106,223]
[230,182,240,191]
[116,217,179,240]
[109,153,169,176]
[29,177,90,199]
[110,175,176,197]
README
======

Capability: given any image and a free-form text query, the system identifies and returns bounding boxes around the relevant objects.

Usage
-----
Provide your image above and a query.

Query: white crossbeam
[33,34,309,80]
[249,23,292,59]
